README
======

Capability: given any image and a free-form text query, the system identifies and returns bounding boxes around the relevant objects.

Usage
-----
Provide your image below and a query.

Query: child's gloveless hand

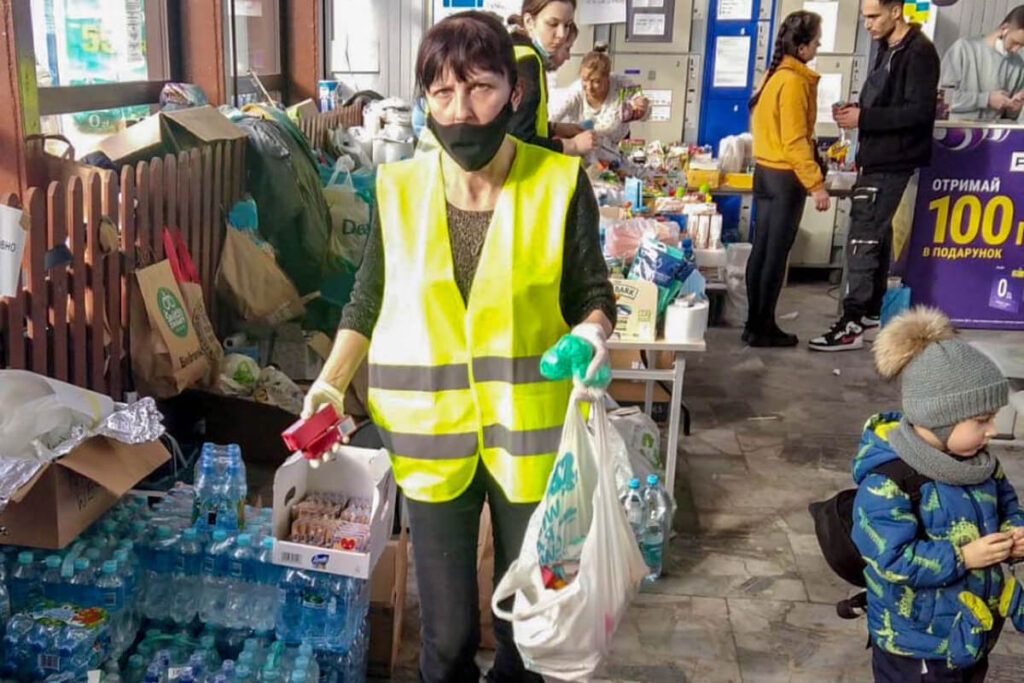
[1011,528,1024,559]
[962,532,1014,569]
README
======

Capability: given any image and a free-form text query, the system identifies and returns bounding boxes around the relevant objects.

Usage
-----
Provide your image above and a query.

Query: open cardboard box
[0,437,170,549]
[272,446,397,579]
[368,526,409,677]
[97,105,248,165]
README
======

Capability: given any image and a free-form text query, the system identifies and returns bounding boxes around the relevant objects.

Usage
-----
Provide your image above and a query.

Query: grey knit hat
[874,307,1008,431]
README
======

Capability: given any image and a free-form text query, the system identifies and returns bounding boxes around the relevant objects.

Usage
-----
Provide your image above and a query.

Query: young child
[851,307,1024,682]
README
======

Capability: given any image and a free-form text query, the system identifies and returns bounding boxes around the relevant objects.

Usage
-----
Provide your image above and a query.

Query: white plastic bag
[492,394,648,681]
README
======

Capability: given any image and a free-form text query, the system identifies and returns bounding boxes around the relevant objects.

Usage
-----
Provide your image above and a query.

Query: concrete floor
[366,281,1024,682]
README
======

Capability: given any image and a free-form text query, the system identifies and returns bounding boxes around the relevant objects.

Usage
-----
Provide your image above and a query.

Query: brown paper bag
[478,504,497,650]
[217,225,303,321]
[130,260,209,398]
[163,227,223,386]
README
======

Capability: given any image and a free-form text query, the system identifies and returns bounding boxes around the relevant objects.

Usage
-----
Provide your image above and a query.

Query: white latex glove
[301,379,347,420]
[570,322,610,388]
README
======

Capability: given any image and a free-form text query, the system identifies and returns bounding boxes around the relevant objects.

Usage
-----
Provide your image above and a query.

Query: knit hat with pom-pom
[874,307,1008,434]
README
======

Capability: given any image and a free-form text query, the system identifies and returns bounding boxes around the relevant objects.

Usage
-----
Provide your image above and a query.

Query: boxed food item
[611,278,658,342]
[0,437,170,549]
[272,446,396,579]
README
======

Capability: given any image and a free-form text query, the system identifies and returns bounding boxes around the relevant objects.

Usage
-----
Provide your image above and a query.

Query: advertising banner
[905,125,1024,330]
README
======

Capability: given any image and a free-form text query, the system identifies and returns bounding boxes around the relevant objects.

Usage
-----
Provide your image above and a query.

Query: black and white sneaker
[809,319,865,352]
[861,315,881,329]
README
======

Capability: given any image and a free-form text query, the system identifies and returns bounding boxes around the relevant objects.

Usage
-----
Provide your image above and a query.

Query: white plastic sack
[0,370,114,461]
[723,242,752,328]
[492,395,648,681]
[609,407,662,477]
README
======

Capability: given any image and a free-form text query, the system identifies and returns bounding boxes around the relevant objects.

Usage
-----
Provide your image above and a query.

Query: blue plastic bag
[881,286,912,328]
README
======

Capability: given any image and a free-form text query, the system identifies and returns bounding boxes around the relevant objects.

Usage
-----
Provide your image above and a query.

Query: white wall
[327,0,426,102]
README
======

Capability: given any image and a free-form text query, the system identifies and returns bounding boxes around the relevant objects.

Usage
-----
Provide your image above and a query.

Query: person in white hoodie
[940,5,1024,121]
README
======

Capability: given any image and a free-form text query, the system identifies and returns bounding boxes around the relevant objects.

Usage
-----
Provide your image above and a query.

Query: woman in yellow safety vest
[302,11,614,683]
[508,0,597,156]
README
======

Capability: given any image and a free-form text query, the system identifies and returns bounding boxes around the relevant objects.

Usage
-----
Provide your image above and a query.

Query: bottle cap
[183,528,198,541]
[629,478,640,489]
[46,555,62,568]
[213,530,229,542]
[102,560,118,574]
[647,474,659,486]
[17,551,33,564]
[157,525,172,539]
[75,558,90,570]
[236,533,252,547]
[262,536,275,549]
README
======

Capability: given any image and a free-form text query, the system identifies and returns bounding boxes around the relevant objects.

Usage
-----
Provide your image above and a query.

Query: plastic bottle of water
[253,537,279,637]
[220,658,237,681]
[125,653,147,683]
[201,530,234,627]
[224,533,254,629]
[194,448,218,536]
[9,551,39,613]
[619,479,647,544]
[144,663,163,683]
[145,526,178,622]
[96,560,128,655]
[40,555,65,604]
[261,662,284,682]
[276,569,308,646]
[174,528,204,626]
[217,461,244,532]
[234,663,255,683]
[303,572,330,649]
[69,558,96,607]
[187,652,208,682]
[641,474,671,583]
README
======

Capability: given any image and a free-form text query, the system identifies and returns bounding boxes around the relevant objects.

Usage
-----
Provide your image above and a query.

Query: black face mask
[427,101,513,172]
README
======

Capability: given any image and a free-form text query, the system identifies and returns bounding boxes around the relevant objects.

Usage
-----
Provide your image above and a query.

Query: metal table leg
[665,353,686,497]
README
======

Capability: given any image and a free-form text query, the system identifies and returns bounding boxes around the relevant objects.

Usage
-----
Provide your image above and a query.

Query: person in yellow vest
[507,0,596,156]
[302,11,615,683]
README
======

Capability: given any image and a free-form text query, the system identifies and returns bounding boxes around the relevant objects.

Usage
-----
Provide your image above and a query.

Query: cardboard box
[611,278,658,342]
[0,437,170,549]
[272,446,397,579]
[287,99,320,121]
[609,350,672,405]
[368,528,409,677]
[98,105,247,165]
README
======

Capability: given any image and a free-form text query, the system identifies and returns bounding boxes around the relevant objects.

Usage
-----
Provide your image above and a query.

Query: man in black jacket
[809,0,940,352]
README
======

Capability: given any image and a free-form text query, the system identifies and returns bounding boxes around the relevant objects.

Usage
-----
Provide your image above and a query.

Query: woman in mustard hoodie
[745,11,830,347]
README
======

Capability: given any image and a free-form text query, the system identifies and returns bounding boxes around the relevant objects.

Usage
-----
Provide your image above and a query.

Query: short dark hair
[415,11,518,94]
[876,0,904,8]
[1004,6,1024,29]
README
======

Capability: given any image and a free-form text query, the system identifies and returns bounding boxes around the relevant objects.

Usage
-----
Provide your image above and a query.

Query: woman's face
[581,66,610,104]
[425,66,514,126]
[796,27,822,63]
[525,2,576,55]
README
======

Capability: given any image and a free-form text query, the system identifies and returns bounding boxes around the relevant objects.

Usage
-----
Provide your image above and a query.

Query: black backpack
[808,459,932,619]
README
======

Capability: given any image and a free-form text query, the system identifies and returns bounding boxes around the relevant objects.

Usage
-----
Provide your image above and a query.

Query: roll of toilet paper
[664,300,709,343]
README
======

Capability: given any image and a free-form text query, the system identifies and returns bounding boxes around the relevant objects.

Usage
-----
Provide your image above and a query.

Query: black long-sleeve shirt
[339,168,615,338]
[509,33,563,153]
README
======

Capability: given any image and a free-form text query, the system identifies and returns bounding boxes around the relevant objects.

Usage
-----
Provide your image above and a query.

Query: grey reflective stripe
[368,363,470,392]
[377,428,479,460]
[472,356,546,385]
[483,424,562,457]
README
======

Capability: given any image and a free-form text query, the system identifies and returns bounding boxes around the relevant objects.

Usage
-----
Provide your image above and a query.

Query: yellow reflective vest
[368,138,579,503]
[514,44,550,139]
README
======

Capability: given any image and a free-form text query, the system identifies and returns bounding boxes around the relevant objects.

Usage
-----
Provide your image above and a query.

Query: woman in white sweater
[549,45,649,164]
[940,5,1024,121]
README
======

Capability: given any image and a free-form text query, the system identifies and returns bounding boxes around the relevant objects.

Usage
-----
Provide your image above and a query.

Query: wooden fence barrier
[298,102,365,151]
[0,139,246,400]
